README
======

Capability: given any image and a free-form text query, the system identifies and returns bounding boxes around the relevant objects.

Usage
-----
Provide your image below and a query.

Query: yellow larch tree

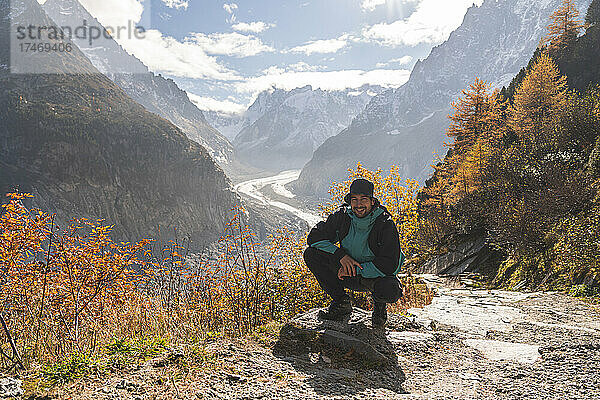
[447,78,497,153]
[435,78,501,201]
[543,0,583,54]
[508,52,568,150]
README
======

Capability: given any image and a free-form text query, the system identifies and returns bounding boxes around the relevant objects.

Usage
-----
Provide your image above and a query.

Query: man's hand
[338,255,362,279]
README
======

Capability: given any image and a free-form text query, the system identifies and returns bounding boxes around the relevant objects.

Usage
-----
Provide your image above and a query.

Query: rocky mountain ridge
[41,0,234,169]
[205,84,385,171]
[1,0,238,251]
[294,0,592,197]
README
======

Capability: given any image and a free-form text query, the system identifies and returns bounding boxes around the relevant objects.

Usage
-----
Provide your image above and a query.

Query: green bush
[43,353,101,385]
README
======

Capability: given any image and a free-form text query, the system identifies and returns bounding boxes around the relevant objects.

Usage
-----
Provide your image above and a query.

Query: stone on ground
[274,307,422,375]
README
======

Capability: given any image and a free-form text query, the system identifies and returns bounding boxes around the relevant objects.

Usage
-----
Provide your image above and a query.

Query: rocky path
[38,280,600,400]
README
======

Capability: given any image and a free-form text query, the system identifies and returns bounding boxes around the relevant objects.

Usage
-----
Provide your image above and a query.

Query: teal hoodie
[310,205,404,278]
[340,206,386,278]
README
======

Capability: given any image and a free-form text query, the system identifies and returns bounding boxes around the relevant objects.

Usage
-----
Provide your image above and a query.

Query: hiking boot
[318,296,352,321]
[372,301,387,328]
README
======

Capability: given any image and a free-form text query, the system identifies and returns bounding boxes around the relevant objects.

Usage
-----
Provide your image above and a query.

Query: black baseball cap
[344,178,374,204]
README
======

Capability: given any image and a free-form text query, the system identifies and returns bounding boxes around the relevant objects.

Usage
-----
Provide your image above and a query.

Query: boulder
[275,307,419,374]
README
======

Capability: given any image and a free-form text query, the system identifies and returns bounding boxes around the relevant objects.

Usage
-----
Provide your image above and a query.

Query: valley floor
[32,277,600,400]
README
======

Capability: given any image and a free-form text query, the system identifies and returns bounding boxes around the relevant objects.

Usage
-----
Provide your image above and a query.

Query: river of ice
[234,169,322,227]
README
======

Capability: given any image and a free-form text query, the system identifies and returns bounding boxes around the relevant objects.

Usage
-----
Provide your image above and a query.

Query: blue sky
[62,0,483,113]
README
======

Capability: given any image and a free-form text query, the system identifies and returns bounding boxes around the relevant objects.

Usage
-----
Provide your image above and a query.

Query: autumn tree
[447,78,497,152]
[508,52,568,151]
[427,78,503,202]
[543,0,583,55]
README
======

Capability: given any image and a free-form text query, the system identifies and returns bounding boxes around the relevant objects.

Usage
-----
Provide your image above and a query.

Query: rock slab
[275,307,421,377]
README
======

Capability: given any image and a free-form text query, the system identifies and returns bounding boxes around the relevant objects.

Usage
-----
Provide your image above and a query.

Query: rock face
[275,307,422,376]
[232,85,384,171]
[295,0,593,197]
[42,0,234,169]
[203,88,290,142]
[413,235,505,278]
[0,0,238,251]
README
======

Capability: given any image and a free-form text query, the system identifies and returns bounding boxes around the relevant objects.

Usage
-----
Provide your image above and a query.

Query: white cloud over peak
[162,0,189,10]
[237,67,410,96]
[288,62,324,72]
[390,55,414,65]
[363,0,483,46]
[361,0,420,12]
[187,93,247,114]
[77,0,143,28]
[232,21,274,33]
[287,34,351,56]
[376,55,414,67]
[223,2,238,23]
[118,30,241,80]
[190,32,275,57]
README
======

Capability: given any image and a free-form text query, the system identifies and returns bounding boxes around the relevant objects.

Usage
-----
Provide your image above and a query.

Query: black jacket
[306,199,404,276]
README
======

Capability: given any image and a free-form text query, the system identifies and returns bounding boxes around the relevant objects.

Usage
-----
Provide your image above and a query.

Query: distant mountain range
[1,0,238,250]
[42,0,234,169]
[203,85,385,171]
[293,0,593,197]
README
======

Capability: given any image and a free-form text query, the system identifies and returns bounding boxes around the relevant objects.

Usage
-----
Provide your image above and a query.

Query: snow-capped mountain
[202,111,248,142]
[203,85,331,142]
[42,0,234,168]
[228,84,385,171]
[294,0,592,197]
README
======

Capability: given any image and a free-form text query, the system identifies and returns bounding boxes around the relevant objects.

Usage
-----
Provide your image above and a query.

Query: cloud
[118,30,241,80]
[237,67,410,96]
[65,0,246,80]
[231,21,274,33]
[223,3,238,14]
[288,62,324,72]
[376,55,414,67]
[187,93,247,114]
[287,34,350,56]
[77,0,144,28]
[361,0,386,12]
[190,32,275,57]
[162,0,189,10]
[362,0,483,46]
[223,2,238,23]
[390,55,414,65]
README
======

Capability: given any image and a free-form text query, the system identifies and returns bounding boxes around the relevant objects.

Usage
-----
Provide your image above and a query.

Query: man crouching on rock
[304,178,405,328]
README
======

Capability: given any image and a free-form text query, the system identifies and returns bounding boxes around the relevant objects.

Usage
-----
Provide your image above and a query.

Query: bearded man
[303,178,405,328]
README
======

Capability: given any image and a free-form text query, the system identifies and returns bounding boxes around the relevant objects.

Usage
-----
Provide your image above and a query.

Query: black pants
[303,247,402,304]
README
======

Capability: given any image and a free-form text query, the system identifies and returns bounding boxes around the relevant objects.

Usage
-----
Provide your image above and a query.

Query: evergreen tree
[543,0,583,55]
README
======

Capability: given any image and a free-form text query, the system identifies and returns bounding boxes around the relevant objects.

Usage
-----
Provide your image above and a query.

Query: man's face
[350,194,375,218]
